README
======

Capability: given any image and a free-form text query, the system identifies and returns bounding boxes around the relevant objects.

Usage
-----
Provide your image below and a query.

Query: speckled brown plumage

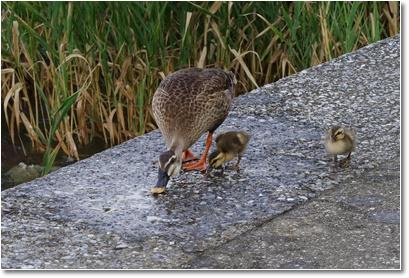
[152,68,235,154]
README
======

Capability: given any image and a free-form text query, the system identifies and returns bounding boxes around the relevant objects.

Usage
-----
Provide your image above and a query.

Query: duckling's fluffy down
[325,139,352,155]
[324,128,355,155]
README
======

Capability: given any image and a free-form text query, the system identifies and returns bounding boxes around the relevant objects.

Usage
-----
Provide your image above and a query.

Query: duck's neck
[169,144,184,161]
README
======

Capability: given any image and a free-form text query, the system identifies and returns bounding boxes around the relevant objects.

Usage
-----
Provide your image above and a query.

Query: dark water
[1,128,107,190]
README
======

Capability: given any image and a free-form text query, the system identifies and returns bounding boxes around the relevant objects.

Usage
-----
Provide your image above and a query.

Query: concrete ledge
[1,35,400,269]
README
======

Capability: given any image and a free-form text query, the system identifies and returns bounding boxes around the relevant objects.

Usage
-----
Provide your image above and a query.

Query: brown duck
[151,68,236,193]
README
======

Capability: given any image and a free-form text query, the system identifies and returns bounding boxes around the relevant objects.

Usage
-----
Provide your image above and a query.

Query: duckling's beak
[151,169,170,194]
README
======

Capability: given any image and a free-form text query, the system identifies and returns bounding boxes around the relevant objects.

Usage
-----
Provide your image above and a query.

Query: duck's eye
[164,155,177,169]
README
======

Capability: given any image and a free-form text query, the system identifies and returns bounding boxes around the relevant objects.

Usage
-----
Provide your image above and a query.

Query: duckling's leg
[183,132,213,172]
[340,152,352,168]
[182,149,198,163]
[229,155,242,172]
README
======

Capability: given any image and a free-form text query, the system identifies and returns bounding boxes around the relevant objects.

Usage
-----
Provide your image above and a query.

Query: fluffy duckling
[208,131,250,171]
[324,126,355,166]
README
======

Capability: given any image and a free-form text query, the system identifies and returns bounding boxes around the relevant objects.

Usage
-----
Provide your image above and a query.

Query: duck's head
[330,126,345,141]
[152,150,182,193]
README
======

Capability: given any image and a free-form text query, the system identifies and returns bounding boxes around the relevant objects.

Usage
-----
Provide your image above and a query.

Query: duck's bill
[151,186,166,194]
[151,169,170,194]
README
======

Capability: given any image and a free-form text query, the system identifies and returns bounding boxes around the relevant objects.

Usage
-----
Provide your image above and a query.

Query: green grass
[1,1,399,173]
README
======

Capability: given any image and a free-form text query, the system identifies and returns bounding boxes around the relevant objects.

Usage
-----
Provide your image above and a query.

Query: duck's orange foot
[183,159,208,172]
[183,132,213,173]
[182,149,198,163]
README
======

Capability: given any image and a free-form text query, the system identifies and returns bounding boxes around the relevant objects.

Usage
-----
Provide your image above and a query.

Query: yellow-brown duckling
[208,131,250,172]
[324,126,355,166]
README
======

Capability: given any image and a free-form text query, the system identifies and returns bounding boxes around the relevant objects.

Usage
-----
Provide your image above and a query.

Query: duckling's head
[208,150,225,169]
[155,150,182,188]
[330,126,345,141]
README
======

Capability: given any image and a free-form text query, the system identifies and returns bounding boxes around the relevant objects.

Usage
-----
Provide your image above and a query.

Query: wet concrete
[1,35,400,269]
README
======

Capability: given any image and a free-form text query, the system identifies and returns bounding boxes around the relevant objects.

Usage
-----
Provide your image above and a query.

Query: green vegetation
[1,1,399,173]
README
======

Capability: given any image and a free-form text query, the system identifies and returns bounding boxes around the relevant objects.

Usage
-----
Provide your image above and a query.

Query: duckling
[324,126,355,166]
[151,68,236,194]
[208,131,250,172]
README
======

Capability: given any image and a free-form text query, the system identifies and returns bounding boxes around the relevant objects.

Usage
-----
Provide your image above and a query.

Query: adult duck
[151,68,236,193]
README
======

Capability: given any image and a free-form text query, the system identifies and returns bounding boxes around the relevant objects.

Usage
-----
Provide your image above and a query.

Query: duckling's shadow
[204,166,244,184]
[327,157,353,175]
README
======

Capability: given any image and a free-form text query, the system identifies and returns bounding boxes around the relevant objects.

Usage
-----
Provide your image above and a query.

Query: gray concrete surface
[1,35,400,269]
